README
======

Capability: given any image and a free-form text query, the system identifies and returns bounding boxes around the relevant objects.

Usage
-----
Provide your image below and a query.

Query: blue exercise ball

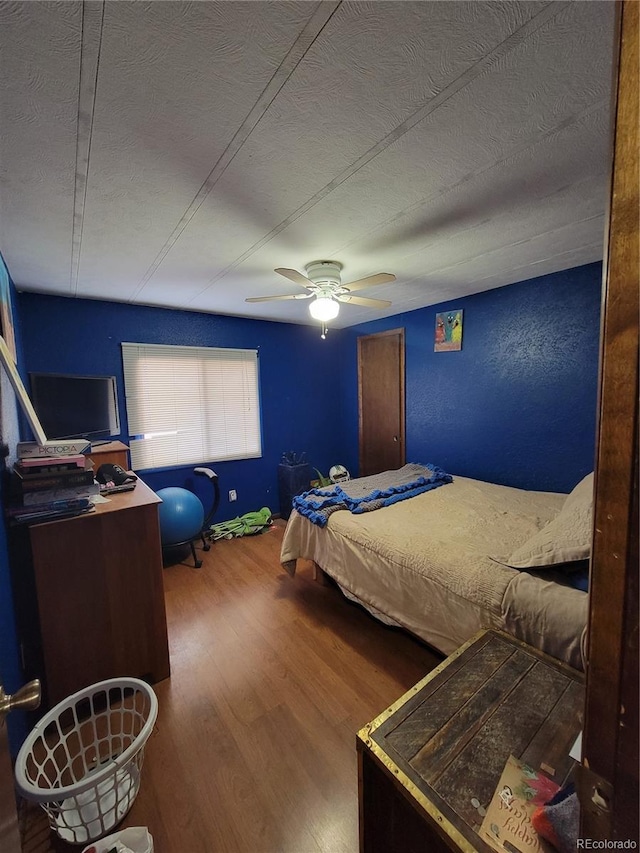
[156,487,205,546]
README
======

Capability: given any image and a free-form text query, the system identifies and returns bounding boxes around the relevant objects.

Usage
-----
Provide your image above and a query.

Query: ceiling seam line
[465,244,605,286]
[70,0,104,298]
[183,0,571,303]
[69,0,88,296]
[332,97,610,258]
[400,202,607,267]
[128,0,343,302]
[401,215,605,282]
[391,244,605,309]
[385,245,605,310]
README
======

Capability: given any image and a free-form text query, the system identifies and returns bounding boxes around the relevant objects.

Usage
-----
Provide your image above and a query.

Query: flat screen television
[29,373,120,441]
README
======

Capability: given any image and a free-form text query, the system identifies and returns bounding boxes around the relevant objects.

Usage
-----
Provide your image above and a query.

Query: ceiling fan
[245,261,396,337]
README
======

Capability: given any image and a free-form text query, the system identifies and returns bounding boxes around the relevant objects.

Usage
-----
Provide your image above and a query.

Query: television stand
[88,440,130,472]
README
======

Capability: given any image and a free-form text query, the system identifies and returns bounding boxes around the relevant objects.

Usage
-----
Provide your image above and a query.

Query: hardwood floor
[20,520,441,853]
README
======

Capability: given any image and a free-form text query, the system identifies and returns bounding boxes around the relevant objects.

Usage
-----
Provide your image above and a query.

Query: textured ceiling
[0,1,616,329]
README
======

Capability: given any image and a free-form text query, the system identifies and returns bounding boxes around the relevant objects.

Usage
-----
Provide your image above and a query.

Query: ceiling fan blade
[342,272,396,292]
[337,295,392,309]
[245,293,312,303]
[274,267,314,289]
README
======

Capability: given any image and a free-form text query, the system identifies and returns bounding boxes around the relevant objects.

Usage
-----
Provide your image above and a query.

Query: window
[121,342,261,470]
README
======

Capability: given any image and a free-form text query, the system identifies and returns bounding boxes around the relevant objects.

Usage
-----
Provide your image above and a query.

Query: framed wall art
[434,310,463,352]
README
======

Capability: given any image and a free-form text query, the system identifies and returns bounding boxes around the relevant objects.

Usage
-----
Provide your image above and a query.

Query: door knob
[393,436,398,442]
[0,679,41,721]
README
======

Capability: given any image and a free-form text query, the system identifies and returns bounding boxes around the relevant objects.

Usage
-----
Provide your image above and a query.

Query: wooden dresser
[11,477,170,709]
[87,440,130,473]
[357,629,584,853]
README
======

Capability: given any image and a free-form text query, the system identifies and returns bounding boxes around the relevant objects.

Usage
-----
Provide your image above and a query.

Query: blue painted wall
[18,293,352,517]
[343,263,603,493]
[18,263,603,506]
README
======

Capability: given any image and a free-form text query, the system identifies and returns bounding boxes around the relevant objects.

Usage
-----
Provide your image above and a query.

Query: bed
[280,467,592,670]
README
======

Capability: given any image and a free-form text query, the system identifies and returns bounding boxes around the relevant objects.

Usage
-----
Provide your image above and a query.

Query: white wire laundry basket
[15,677,158,845]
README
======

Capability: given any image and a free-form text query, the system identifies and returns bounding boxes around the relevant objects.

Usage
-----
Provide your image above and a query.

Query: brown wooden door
[358,329,405,476]
[0,677,41,852]
[0,721,20,853]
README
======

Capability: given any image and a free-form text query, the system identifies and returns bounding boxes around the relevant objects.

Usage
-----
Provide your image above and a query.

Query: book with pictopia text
[17,439,91,459]
[480,755,559,853]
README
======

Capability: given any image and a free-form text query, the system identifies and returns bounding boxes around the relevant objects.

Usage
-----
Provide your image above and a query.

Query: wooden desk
[23,477,170,708]
[357,630,584,853]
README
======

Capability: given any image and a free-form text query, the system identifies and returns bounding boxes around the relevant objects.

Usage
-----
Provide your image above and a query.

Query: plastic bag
[82,826,153,853]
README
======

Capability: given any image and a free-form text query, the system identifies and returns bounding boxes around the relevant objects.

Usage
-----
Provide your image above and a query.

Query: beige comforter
[280,475,588,669]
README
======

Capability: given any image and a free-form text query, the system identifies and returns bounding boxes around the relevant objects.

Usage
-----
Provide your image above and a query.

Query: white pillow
[505,473,594,569]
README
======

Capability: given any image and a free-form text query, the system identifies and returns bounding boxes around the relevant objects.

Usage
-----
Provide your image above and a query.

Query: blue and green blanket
[292,463,452,528]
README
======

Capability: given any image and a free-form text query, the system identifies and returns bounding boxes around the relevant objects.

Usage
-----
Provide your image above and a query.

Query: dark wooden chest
[357,629,584,853]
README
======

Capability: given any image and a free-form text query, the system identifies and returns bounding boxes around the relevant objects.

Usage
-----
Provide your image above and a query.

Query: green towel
[210,507,272,540]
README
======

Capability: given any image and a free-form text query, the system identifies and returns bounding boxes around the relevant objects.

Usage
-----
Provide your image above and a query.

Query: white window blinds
[121,342,262,470]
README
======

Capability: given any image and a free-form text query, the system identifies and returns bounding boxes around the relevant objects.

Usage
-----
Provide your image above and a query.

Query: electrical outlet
[229,489,237,502]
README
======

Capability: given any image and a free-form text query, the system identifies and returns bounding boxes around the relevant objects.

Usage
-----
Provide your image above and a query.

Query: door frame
[578,0,639,837]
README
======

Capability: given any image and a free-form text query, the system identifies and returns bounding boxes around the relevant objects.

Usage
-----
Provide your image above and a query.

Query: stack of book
[9,443,99,524]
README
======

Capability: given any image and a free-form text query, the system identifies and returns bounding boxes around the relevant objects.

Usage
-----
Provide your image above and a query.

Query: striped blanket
[291,463,452,527]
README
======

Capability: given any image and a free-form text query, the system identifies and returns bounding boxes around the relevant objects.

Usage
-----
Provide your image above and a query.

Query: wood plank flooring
[20,520,441,853]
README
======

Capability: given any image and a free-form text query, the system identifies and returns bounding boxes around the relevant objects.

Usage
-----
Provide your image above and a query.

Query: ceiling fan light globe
[309,296,339,321]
